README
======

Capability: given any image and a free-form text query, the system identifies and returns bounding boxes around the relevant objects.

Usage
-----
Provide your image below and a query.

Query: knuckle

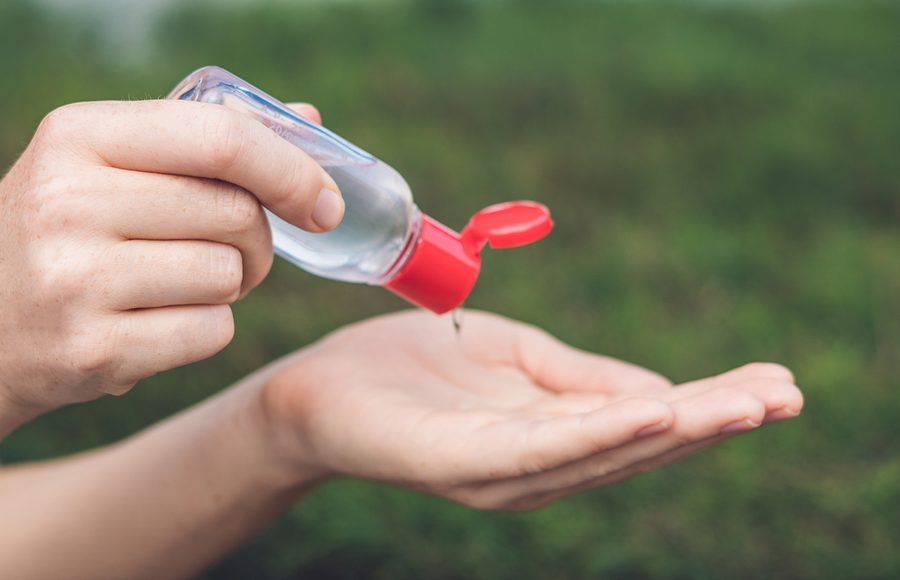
[28,174,88,231]
[35,103,83,141]
[199,108,247,173]
[66,324,119,379]
[26,174,66,221]
[33,246,97,300]
[32,102,99,157]
[215,183,263,235]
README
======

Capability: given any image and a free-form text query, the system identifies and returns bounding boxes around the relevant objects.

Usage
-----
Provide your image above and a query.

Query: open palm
[266,310,803,510]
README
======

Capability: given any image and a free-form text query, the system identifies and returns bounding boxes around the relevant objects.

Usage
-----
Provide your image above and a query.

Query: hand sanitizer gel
[168,66,553,313]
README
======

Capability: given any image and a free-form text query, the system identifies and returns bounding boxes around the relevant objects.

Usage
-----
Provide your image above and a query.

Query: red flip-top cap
[385,201,553,313]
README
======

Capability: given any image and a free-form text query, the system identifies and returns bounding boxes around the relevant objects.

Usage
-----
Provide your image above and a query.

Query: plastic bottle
[168,66,552,313]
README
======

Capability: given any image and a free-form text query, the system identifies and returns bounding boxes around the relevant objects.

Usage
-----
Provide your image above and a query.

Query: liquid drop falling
[451,307,464,337]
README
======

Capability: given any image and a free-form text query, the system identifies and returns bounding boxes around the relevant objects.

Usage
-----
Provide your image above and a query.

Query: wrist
[232,360,335,491]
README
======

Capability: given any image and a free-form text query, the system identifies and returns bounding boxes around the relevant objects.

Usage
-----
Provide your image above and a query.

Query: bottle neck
[377,206,424,285]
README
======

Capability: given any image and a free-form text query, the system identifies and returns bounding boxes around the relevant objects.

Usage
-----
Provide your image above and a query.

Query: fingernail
[763,407,799,424]
[312,188,345,230]
[719,418,761,434]
[635,421,670,438]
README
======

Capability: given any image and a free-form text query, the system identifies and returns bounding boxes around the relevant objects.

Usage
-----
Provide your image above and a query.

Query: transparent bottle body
[168,67,420,284]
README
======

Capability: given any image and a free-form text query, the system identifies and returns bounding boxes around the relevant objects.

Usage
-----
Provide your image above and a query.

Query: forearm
[0,370,324,580]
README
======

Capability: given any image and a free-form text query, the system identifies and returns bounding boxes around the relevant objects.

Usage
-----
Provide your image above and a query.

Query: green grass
[2,0,899,578]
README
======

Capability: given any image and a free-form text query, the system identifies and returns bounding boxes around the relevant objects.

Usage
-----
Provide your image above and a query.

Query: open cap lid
[385,201,554,314]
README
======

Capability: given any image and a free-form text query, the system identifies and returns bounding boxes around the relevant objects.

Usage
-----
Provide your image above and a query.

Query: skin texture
[0,310,803,580]
[0,100,339,434]
[0,102,804,578]
[263,310,804,511]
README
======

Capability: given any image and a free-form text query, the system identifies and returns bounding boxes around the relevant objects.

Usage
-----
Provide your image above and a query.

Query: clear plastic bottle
[168,66,552,313]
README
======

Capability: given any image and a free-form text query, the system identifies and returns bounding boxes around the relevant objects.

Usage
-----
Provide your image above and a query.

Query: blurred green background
[2,0,899,578]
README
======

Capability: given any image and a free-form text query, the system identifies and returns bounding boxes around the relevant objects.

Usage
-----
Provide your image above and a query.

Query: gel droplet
[451,307,464,337]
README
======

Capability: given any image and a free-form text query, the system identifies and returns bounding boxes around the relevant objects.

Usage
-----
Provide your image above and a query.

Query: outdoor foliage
[1,0,898,578]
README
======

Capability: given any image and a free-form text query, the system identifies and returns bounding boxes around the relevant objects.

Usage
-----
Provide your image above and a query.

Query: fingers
[87,167,273,297]
[579,434,731,491]
[111,305,235,386]
[50,100,344,232]
[568,375,802,483]
[548,382,778,484]
[731,376,804,418]
[724,361,795,383]
[695,362,795,389]
[513,325,672,394]
[467,376,802,507]
[103,240,243,310]
[286,102,322,125]
[457,397,674,481]
[504,434,733,511]
[645,362,798,405]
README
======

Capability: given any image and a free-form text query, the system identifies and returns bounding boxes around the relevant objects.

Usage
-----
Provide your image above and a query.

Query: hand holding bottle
[170,67,553,313]
[259,310,804,510]
[0,99,341,428]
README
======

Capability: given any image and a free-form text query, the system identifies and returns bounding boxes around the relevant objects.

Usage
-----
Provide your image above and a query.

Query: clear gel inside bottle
[169,66,421,285]
[168,66,554,314]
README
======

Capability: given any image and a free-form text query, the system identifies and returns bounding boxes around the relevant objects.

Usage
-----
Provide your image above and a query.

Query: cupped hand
[264,310,804,511]
[0,100,338,412]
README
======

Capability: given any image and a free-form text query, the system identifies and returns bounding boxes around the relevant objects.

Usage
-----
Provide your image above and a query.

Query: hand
[262,310,804,511]
[0,100,341,415]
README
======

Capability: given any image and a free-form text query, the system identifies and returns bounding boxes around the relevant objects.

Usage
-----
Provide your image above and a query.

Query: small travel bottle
[168,66,553,313]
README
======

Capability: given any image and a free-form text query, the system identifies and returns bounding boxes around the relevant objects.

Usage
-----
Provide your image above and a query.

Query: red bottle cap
[385,201,553,313]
